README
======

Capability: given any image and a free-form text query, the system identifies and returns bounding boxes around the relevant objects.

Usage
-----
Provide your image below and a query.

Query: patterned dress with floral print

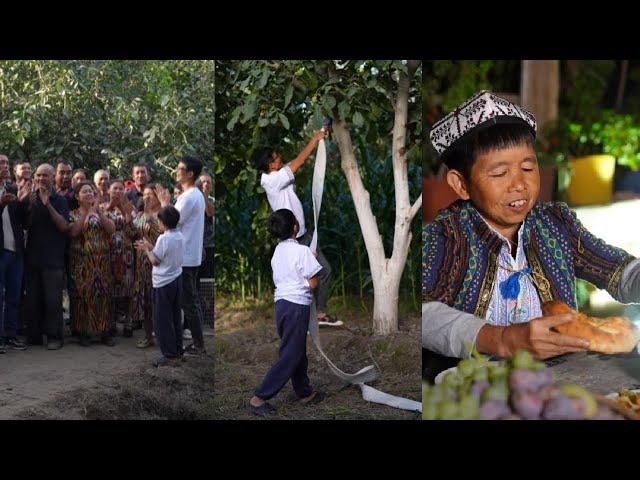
[106,208,136,299]
[69,209,113,335]
[131,211,161,329]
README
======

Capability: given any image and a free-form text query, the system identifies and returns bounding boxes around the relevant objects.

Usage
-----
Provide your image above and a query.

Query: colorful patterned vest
[422,200,634,319]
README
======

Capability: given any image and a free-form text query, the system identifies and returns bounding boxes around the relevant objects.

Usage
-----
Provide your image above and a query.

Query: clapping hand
[1,193,16,205]
[134,239,153,252]
[154,185,171,206]
[18,180,33,203]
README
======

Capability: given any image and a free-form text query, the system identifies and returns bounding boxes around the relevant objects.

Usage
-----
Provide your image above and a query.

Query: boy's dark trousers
[153,276,183,358]
[297,231,332,314]
[254,299,313,401]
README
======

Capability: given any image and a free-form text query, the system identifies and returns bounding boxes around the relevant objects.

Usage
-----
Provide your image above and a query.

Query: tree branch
[407,60,420,80]
[409,194,422,222]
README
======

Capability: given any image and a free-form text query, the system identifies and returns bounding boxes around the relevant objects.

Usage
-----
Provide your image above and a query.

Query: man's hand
[1,193,17,205]
[18,180,33,203]
[501,313,589,360]
[313,129,326,143]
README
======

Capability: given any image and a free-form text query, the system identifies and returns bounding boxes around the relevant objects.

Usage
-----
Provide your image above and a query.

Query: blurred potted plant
[563,111,640,206]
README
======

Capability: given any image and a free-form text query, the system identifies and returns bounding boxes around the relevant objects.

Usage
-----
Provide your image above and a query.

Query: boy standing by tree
[250,209,326,417]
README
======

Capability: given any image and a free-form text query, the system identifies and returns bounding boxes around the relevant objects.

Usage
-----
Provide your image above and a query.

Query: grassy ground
[14,352,217,420]
[9,294,420,420]
[212,294,421,420]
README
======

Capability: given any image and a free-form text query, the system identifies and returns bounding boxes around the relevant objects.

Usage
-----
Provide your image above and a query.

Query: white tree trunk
[332,62,422,335]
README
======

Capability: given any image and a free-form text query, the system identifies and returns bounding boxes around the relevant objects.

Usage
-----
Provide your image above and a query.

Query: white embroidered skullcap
[429,90,537,155]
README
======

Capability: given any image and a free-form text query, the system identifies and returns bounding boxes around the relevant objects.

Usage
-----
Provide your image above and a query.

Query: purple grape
[510,368,553,393]
[539,384,561,401]
[479,400,511,420]
[542,395,587,420]
[512,391,544,420]
[470,380,490,401]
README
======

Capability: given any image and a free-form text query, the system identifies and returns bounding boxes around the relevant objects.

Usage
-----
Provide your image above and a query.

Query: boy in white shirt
[254,129,341,327]
[250,209,327,417]
[135,205,184,368]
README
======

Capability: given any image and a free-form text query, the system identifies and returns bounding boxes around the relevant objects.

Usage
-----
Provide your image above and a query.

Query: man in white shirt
[254,130,340,326]
[158,157,206,355]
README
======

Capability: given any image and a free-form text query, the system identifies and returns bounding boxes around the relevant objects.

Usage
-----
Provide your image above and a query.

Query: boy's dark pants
[255,300,313,401]
[297,231,332,314]
[153,276,183,358]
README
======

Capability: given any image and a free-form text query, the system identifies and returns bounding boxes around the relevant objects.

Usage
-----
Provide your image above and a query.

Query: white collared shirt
[479,216,543,326]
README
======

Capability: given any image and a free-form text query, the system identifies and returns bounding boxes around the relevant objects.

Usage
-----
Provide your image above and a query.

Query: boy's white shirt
[272,238,322,305]
[174,186,205,267]
[151,229,184,288]
[261,165,306,238]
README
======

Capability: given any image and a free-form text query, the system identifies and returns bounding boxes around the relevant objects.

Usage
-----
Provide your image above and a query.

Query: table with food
[422,300,640,420]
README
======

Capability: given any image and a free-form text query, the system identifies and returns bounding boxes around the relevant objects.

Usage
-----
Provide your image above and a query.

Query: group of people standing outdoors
[0,153,214,366]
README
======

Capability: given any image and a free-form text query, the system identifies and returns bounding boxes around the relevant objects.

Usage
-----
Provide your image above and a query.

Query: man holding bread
[422,91,640,376]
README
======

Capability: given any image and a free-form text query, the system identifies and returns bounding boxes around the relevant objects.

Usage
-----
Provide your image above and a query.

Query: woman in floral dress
[102,179,137,337]
[131,184,162,348]
[68,182,116,346]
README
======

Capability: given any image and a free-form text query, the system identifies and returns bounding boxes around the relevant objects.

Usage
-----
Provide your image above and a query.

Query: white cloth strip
[308,138,421,412]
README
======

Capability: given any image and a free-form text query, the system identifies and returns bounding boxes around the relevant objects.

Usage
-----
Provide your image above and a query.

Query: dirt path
[0,327,216,420]
[213,298,421,420]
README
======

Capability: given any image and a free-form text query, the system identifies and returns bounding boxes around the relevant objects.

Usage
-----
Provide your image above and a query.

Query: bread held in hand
[542,300,640,354]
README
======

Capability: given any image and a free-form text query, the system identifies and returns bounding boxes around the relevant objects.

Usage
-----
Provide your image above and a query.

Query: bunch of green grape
[422,349,622,420]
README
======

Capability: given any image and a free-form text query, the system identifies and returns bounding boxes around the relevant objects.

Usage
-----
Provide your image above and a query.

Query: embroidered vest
[422,200,634,319]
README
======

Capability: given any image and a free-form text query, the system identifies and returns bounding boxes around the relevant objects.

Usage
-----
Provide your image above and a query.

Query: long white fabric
[308,139,421,412]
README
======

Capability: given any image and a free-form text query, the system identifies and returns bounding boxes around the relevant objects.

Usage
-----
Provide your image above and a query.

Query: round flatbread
[542,300,640,354]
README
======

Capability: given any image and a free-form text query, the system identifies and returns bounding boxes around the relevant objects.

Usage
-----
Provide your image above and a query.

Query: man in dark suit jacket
[0,154,29,353]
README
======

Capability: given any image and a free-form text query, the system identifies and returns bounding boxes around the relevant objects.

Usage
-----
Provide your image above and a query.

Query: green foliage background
[0,60,215,185]
[215,60,422,308]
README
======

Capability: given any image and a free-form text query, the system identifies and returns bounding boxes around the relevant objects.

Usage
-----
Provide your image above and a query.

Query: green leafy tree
[216,60,422,334]
[0,60,215,184]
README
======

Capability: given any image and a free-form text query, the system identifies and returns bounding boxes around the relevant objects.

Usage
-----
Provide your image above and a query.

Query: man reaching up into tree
[253,129,342,327]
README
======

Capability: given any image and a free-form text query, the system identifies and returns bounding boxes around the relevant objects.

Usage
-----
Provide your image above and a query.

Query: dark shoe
[79,335,91,347]
[5,337,27,351]
[28,336,44,346]
[46,339,63,350]
[0,338,5,354]
[123,327,133,338]
[250,402,277,417]
[102,335,115,347]
[300,390,327,405]
[184,343,206,357]
[153,356,180,368]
